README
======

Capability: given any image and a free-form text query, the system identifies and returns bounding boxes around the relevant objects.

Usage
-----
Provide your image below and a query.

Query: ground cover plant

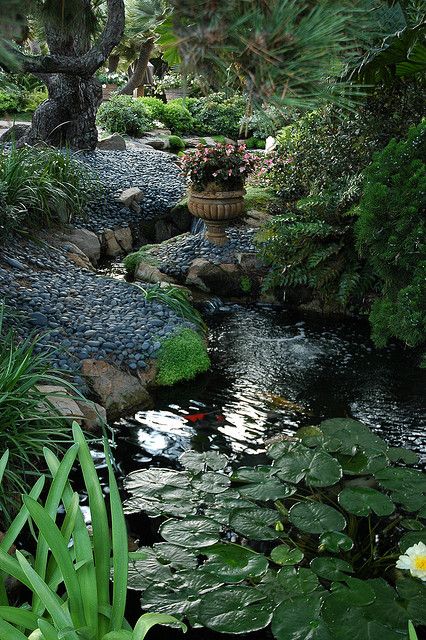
[0,146,96,239]
[155,328,210,386]
[124,418,426,639]
[0,423,186,639]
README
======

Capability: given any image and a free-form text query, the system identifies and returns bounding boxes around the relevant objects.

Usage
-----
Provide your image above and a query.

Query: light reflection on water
[113,306,426,472]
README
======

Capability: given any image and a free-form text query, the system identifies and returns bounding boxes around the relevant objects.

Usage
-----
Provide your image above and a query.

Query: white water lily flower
[396,542,426,581]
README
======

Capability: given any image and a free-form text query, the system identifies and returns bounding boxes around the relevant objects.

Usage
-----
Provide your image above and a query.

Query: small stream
[111,304,426,476]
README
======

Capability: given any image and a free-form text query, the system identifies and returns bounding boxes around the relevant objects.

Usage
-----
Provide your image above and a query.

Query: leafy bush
[0,306,76,525]
[187,92,247,138]
[21,88,48,112]
[0,146,96,238]
[0,87,20,113]
[96,95,154,136]
[137,96,166,121]
[354,120,426,349]
[0,73,48,114]
[124,418,426,639]
[240,105,295,139]
[155,328,210,386]
[245,136,266,149]
[168,134,185,151]
[0,423,186,639]
[160,102,194,135]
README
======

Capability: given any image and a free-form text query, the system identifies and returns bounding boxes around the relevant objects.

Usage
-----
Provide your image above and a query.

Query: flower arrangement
[180,143,262,192]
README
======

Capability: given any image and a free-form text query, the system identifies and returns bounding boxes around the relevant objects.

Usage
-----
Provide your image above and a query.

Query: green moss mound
[123,245,159,275]
[155,328,210,386]
[169,135,186,151]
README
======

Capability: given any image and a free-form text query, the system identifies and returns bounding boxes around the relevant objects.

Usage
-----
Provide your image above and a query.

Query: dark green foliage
[155,328,210,386]
[137,96,167,121]
[160,102,194,135]
[261,86,425,310]
[0,146,97,239]
[135,283,206,332]
[355,120,426,349]
[245,136,266,149]
[0,72,47,114]
[186,92,246,138]
[96,95,154,136]
[123,245,160,275]
[124,418,426,639]
[168,135,185,151]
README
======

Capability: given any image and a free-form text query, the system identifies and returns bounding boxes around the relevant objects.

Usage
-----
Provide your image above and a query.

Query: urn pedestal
[188,189,246,246]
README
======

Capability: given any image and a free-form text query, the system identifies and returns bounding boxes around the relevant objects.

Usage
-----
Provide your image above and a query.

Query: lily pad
[310,557,353,582]
[271,592,331,640]
[319,418,388,455]
[192,471,231,494]
[399,529,426,552]
[204,495,255,526]
[238,478,296,501]
[274,445,342,487]
[387,447,419,465]
[271,544,304,566]
[180,450,229,472]
[289,502,346,534]
[229,507,281,540]
[338,487,395,517]
[319,531,354,553]
[125,468,189,496]
[276,566,320,597]
[128,548,174,590]
[160,516,221,548]
[201,543,269,582]
[330,577,376,605]
[198,586,273,634]
[153,543,198,569]
[396,575,426,626]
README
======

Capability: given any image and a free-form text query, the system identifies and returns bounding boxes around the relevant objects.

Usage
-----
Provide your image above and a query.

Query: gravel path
[0,238,191,392]
[75,149,185,233]
[150,227,258,278]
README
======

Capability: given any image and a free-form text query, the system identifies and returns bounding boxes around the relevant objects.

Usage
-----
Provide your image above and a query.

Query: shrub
[155,328,210,386]
[96,95,154,136]
[21,87,48,112]
[124,418,426,639]
[168,134,185,151]
[0,87,20,113]
[188,92,247,138]
[0,423,185,639]
[160,102,194,135]
[0,146,97,238]
[354,120,426,349]
[245,136,266,149]
[240,104,295,139]
[137,96,166,121]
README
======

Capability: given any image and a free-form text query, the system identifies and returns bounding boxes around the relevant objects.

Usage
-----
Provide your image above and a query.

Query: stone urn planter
[164,88,186,102]
[188,188,246,246]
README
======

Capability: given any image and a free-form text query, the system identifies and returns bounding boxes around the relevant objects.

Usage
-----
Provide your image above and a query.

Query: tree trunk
[108,53,120,72]
[119,37,155,96]
[17,0,124,149]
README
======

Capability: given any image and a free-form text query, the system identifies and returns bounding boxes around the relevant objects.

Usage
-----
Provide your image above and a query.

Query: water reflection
[113,306,426,473]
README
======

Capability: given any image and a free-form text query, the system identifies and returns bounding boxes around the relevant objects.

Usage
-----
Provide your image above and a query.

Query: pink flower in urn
[228,169,233,176]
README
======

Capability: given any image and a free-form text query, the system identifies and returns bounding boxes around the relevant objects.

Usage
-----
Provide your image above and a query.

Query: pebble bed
[75,149,185,234]
[151,227,258,278]
[0,239,191,393]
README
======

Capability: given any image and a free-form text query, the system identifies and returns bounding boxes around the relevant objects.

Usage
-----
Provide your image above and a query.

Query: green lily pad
[198,586,273,634]
[204,495,255,526]
[276,566,320,597]
[271,592,331,640]
[387,447,419,465]
[274,444,342,487]
[201,543,269,582]
[319,418,388,455]
[338,487,395,517]
[192,471,231,494]
[141,571,221,618]
[330,577,376,605]
[399,529,426,552]
[400,519,425,531]
[310,557,353,582]
[271,544,304,566]
[238,478,296,501]
[180,450,229,472]
[128,548,174,590]
[319,531,354,553]
[153,543,198,569]
[396,575,426,626]
[229,507,281,540]
[125,468,189,496]
[336,451,388,475]
[160,516,221,548]
[231,466,276,482]
[289,502,346,534]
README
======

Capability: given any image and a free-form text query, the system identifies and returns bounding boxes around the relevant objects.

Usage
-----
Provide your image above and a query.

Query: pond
[112,304,426,476]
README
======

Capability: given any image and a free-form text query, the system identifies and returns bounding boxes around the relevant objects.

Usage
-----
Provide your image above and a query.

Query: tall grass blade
[0,607,38,632]
[0,450,9,484]
[37,618,60,640]
[0,617,28,640]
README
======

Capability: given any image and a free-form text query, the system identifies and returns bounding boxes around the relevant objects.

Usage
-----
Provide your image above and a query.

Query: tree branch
[14,0,125,76]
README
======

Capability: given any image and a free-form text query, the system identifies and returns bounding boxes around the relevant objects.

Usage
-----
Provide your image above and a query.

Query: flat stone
[0,123,30,143]
[36,385,83,423]
[76,399,107,432]
[135,261,176,285]
[116,187,144,207]
[103,228,122,257]
[144,137,169,151]
[59,228,101,265]
[97,133,127,151]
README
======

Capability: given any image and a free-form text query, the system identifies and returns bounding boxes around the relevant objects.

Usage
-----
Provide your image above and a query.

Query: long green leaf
[0,450,9,484]
[15,551,77,637]
[44,447,98,636]
[0,617,28,640]
[132,613,187,640]
[72,423,110,637]
[32,443,79,615]
[0,606,38,631]
[408,621,418,640]
[23,497,85,630]
[105,438,127,632]
[37,618,60,640]
[0,549,31,589]
[0,475,45,553]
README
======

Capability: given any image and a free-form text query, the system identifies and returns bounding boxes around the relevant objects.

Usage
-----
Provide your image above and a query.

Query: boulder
[113,226,133,253]
[102,227,133,256]
[97,133,127,151]
[103,229,122,257]
[65,242,95,271]
[185,258,212,292]
[36,385,84,423]
[81,359,153,418]
[186,260,244,296]
[76,399,107,432]
[60,228,101,265]
[0,123,30,143]
[265,136,277,153]
[135,260,176,284]
[117,187,143,208]
[245,209,273,228]
[144,137,169,151]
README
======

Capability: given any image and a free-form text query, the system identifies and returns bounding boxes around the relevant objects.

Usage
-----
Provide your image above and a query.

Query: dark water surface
[112,305,426,475]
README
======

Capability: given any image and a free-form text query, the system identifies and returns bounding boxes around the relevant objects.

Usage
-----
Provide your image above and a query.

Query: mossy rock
[155,328,211,386]
[123,245,160,275]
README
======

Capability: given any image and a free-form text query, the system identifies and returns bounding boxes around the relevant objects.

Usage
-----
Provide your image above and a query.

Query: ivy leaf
[180,450,229,472]
[289,502,346,534]
[160,516,221,548]
[201,543,269,582]
[338,487,395,517]
[192,471,231,494]
[319,531,354,553]
[198,586,273,634]
[270,544,304,566]
[310,557,354,582]
[271,592,331,640]
[229,507,281,540]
